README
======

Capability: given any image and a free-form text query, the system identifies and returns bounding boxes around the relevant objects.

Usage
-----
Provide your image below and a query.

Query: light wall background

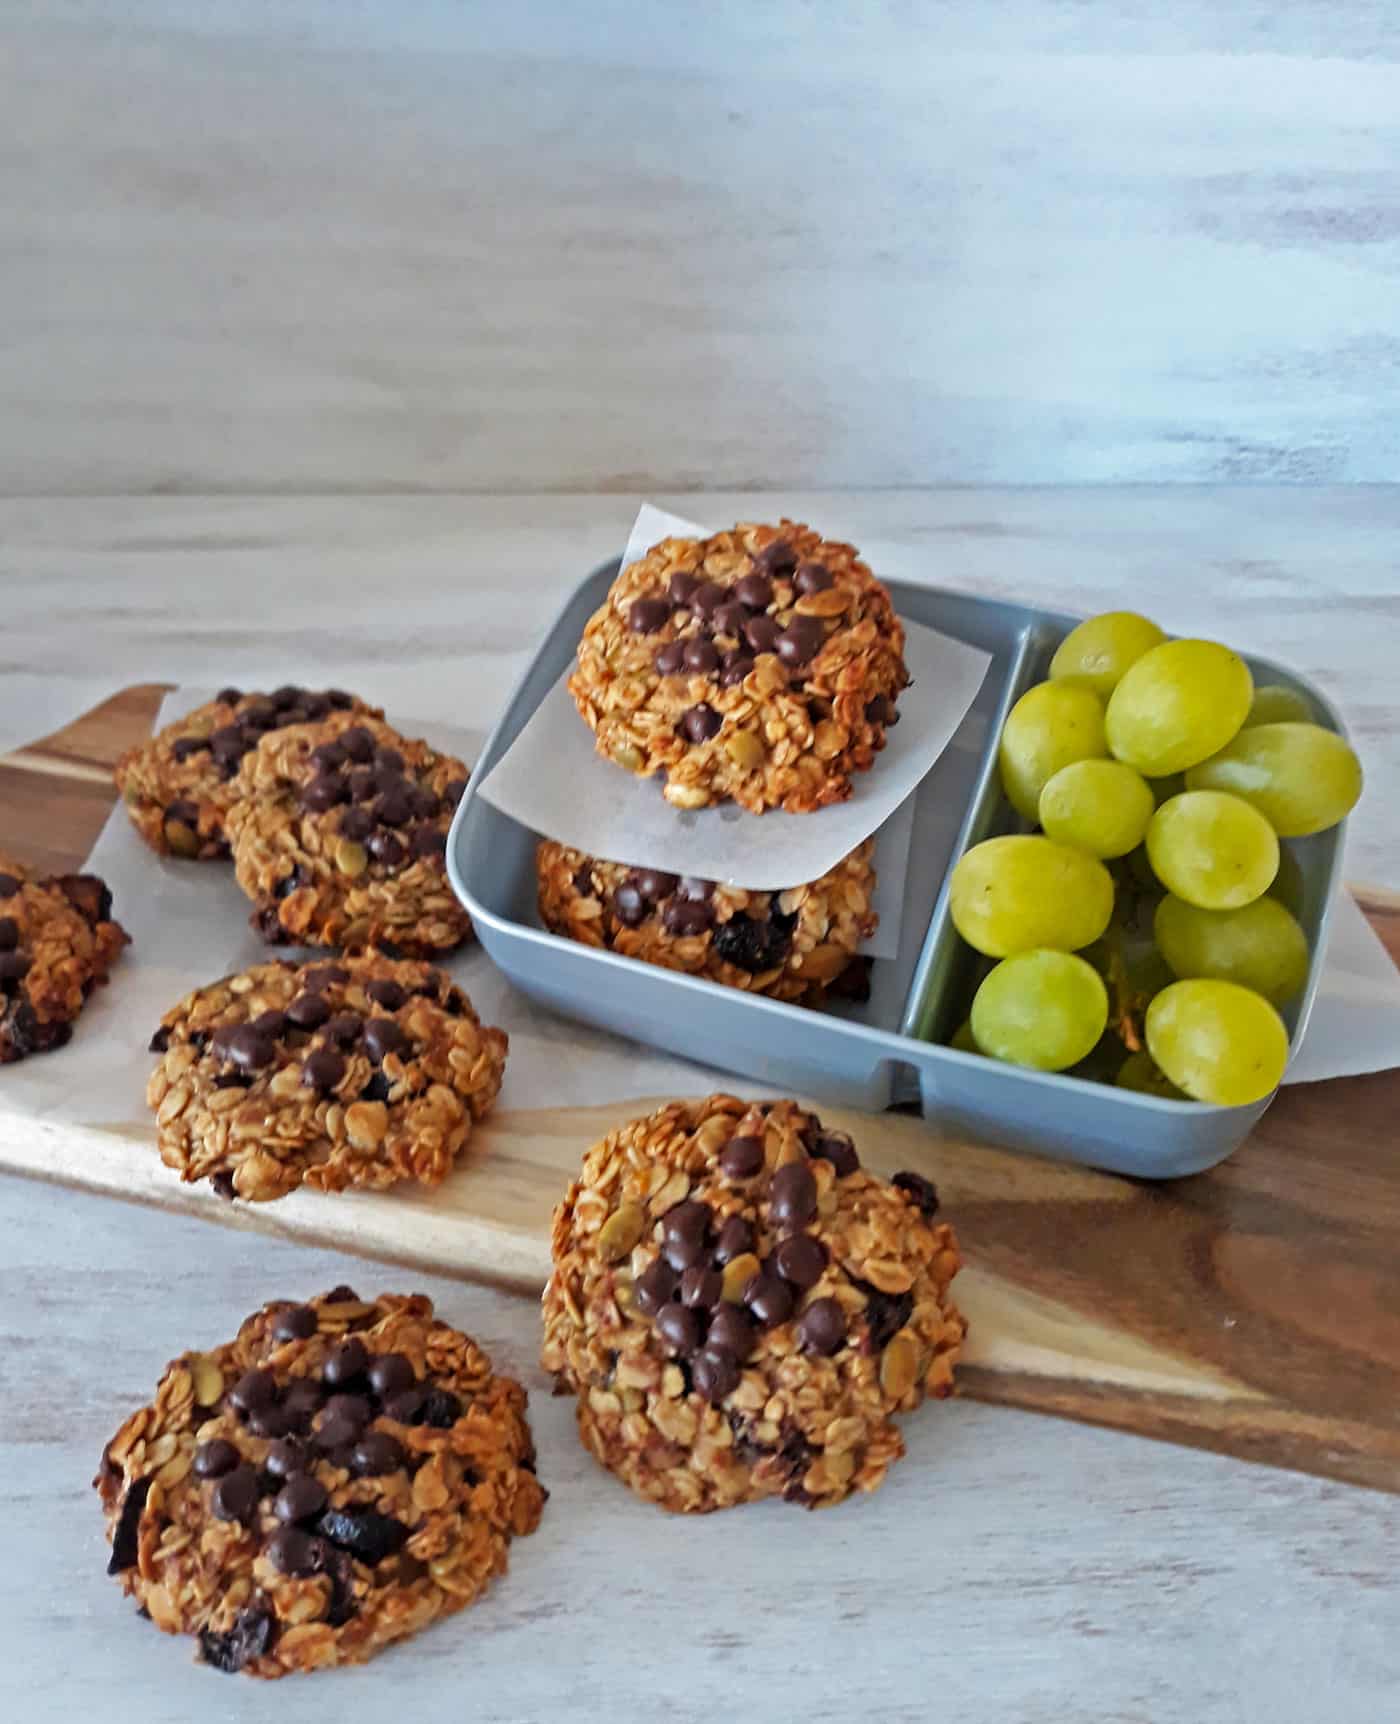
[5,0,1399,494]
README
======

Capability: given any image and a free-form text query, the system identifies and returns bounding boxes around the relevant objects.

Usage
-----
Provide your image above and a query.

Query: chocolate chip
[861,1286,914,1354]
[322,1337,368,1387]
[743,1274,795,1328]
[720,650,755,686]
[247,1402,297,1439]
[713,1216,755,1264]
[367,830,407,867]
[351,1433,406,1477]
[338,726,376,763]
[265,1526,321,1577]
[171,735,209,762]
[654,641,685,675]
[693,1347,740,1401]
[627,597,672,634]
[301,774,349,813]
[5,1004,67,1051]
[663,1199,711,1252]
[281,1380,324,1429]
[734,572,773,609]
[711,910,794,974]
[655,1303,702,1356]
[106,1476,151,1574]
[632,869,679,903]
[612,883,647,927]
[192,1438,240,1479]
[263,1438,308,1481]
[363,1018,406,1063]
[222,1024,275,1072]
[347,766,377,802]
[198,1603,276,1673]
[302,1048,345,1093]
[669,570,700,606]
[216,687,243,705]
[0,919,16,952]
[210,724,248,762]
[325,1283,360,1302]
[286,992,331,1030]
[811,1131,860,1177]
[711,601,749,638]
[366,1352,415,1397]
[366,978,407,1011]
[719,1135,764,1180]
[661,896,713,936]
[274,1473,328,1524]
[243,699,278,730]
[421,1388,462,1428]
[682,639,719,675]
[250,1009,286,1039]
[754,539,798,576]
[776,617,825,668]
[339,805,375,841]
[892,1171,940,1218]
[360,1072,391,1103]
[374,786,415,829]
[634,1259,678,1317]
[381,1387,426,1425]
[680,1266,723,1310]
[442,776,469,808]
[677,876,714,901]
[325,1012,362,1046]
[706,1303,756,1360]
[0,874,21,898]
[54,873,115,926]
[228,1368,278,1413]
[798,1296,847,1355]
[774,1233,827,1291]
[409,825,446,860]
[302,964,349,992]
[865,694,896,725]
[211,1172,236,1201]
[794,560,833,594]
[270,685,302,709]
[310,742,346,772]
[313,1411,363,1452]
[211,1464,259,1521]
[315,1505,409,1566]
[327,690,356,710]
[770,1163,818,1229]
[690,581,727,618]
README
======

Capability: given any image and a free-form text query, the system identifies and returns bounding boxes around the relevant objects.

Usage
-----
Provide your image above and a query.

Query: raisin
[198,1604,276,1673]
[314,1506,409,1565]
[710,908,796,974]
[106,1476,151,1574]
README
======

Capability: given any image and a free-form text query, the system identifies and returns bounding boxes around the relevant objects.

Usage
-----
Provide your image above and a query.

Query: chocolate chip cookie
[96,1287,545,1677]
[569,522,908,813]
[147,954,507,1201]
[226,713,471,957]
[541,1096,965,1513]
[0,864,128,1063]
[115,686,381,860]
[536,840,876,1005]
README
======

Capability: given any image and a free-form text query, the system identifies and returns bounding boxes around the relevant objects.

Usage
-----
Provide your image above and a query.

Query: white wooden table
[2,492,1397,1722]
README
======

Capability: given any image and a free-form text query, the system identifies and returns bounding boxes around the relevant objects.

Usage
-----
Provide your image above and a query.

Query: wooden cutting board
[4,685,1400,1493]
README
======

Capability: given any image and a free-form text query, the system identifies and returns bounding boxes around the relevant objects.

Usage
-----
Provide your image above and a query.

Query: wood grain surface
[5,685,1400,1495]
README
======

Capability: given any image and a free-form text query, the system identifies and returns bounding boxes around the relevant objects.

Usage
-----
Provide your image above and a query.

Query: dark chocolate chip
[734,572,774,609]
[693,1347,740,1401]
[301,773,349,813]
[711,601,750,639]
[713,1216,755,1264]
[198,1603,276,1673]
[0,875,19,900]
[892,1170,940,1218]
[222,1024,276,1072]
[661,896,713,936]
[106,1476,152,1574]
[211,1172,236,1201]
[210,724,249,761]
[326,690,356,710]
[680,1265,723,1310]
[774,1233,828,1291]
[325,1012,362,1046]
[862,1286,915,1354]
[655,1303,702,1356]
[366,978,407,1012]
[164,798,200,827]
[247,1403,297,1439]
[409,825,446,860]
[241,700,277,730]
[711,910,795,974]
[286,992,331,1030]
[718,1135,764,1180]
[381,1387,426,1425]
[322,1337,368,1387]
[654,641,685,675]
[421,1388,462,1428]
[310,742,346,772]
[270,685,302,709]
[315,1505,409,1565]
[302,965,349,992]
[363,1018,406,1063]
[411,785,441,822]
[794,560,833,594]
[228,1368,278,1413]
[677,876,714,901]
[324,1283,359,1302]
[148,1024,172,1053]
[313,1412,363,1452]
[351,1432,406,1477]
[193,1438,240,1479]
[211,1464,260,1521]
[249,1009,286,1039]
[798,1296,847,1355]
[347,766,378,802]
[302,1048,345,1094]
[263,1438,309,1481]
[265,1526,322,1577]
[54,873,115,925]
[367,1352,416,1397]
[441,776,469,808]
[634,1259,678,1317]
[669,570,700,606]
[171,735,210,762]
[374,747,404,774]
[720,650,755,686]
[743,1273,796,1328]
[627,597,672,634]
[274,1473,328,1524]
[281,1380,324,1430]
[367,830,407,867]
[5,1002,68,1051]
[770,1162,818,1229]
[216,687,243,705]
[360,1072,391,1103]
[690,581,727,618]
[612,883,647,928]
[338,726,376,763]
[754,539,798,576]
[374,786,415,829]
[337,806,373,842]
[663,1199,712,1250]
[865,693,896,725]
[776,617,825,668]
[631,868,679,903]
[682,639,719,675]
[706,1303,756,1360]
[0,918,17,952]
[812,1131,860,1177]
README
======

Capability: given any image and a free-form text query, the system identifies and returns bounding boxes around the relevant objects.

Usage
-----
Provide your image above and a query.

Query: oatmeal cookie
[0,866,128,1063]
[541,1095,965,1513]
[96,1287,545,1677]
[147,954,506,1201]
[115,685,381,860]
[568,522,908,813]
[537,840,876,1005]
[226,713,471,956]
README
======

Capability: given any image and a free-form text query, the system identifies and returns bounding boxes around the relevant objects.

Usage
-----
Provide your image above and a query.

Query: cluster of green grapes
[944,611,1363,1106]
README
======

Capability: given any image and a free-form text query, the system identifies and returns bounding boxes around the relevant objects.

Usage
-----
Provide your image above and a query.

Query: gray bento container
[447,560,1348,1180]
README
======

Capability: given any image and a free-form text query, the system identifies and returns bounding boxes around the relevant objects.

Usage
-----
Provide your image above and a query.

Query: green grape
[1145,979,1289,1106]
[949,835,1115,957]
[1268,843,1306,917]
[1148,771,1186,807]
[1243,683,1313,728]
[1154,893,1310,1005]
[1185,722,1363,838]
[970,950,1109,1072]
[948,1018,978,1054]
[998,681,1107,821]
[1145,791,1278,910]
[1105,638,1253,776]
[1115,1050,1188,1100]
[1039,758,1155,859]
[1049,611,1166,700]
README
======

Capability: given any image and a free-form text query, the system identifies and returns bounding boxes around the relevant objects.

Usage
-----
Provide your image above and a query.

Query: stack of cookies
[537,521,910,1008]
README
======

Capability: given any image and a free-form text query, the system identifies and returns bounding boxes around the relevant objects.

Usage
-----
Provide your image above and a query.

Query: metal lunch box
[446,560,1347,1178]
